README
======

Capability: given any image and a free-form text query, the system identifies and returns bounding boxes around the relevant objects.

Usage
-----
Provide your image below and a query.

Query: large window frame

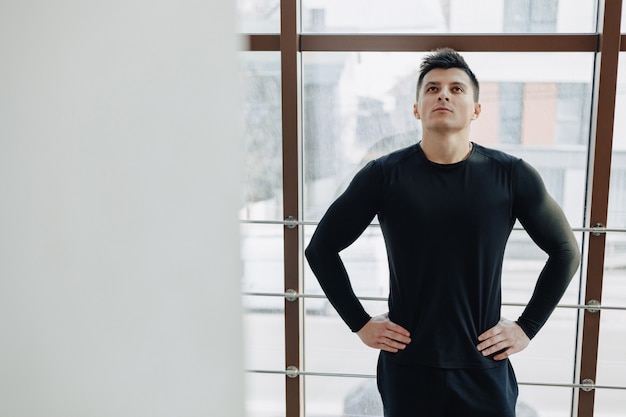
[242,1,626,416]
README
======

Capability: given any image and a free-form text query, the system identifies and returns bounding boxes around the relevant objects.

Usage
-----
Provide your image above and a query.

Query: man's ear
[472,103,481,120]
[413,103,421,120]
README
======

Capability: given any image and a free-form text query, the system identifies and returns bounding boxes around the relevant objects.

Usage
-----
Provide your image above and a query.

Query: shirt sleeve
[305,160,384,332]
[512,159,582,339]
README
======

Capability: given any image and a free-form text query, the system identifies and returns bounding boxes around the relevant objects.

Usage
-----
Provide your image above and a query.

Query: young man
[305,48,581,417]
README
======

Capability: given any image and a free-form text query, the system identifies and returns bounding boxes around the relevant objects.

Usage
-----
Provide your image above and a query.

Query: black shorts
[377,353,518,417]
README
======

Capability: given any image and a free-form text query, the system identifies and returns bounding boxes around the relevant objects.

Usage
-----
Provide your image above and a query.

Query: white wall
[0,1,244,416]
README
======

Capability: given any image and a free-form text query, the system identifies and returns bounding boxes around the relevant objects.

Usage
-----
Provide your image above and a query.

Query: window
[504,0,559,33]
[240,52,282,222]
[240,2,626,417]
[237,0,280,33]
[556,83,592,146]
[498,82,524,144]
[298,0,597,33]
[595,56,626,415]
[239,53,285,416]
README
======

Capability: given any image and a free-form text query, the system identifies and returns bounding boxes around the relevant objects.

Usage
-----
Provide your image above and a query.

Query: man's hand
[357,313,411,353]
[477,317,530,360]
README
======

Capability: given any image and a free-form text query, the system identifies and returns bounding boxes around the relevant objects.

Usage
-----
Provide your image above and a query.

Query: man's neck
[420,133,473,164]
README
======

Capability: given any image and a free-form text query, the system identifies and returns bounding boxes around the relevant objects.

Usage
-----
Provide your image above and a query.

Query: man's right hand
[356,313,411,353]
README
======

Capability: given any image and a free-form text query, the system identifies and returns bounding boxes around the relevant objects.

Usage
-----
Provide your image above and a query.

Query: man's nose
[437,88,450,101]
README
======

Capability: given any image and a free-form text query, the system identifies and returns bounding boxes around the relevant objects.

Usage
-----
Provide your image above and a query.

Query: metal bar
[245,369,626,391]
[240,219,626,233]
[280,1,302,416]
[243,292,626,312]
[578,1,623,416]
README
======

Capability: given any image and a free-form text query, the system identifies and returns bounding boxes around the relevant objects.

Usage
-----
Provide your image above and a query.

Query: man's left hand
[477,318,530,361]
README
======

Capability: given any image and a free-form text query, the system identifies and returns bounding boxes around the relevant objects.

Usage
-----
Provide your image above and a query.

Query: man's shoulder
[472,143,521,169]
[375,143,421,167]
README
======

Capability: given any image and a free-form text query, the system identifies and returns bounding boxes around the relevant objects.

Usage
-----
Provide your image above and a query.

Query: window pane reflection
[594,389,626,417]
[244,309,285,371]
[304,310,381,376]
[240,52,283,221]
[305,376,380,417]
[516,385,573,417]
[245,373,285,417]
[300,0,596,33]
[237,0,280,33]
[596,309,626,389]
[241,223,284,308]
[304,225,388,301]
[503,230,582,305]
[596,237,626,401]
[609,52,626,229]
[505,306,577,384]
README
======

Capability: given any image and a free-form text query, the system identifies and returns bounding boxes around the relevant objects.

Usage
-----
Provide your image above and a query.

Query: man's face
[414,68,481,133]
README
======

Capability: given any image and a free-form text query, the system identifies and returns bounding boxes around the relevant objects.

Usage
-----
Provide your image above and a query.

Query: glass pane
[517,385,573,417]
[244,310,284,416]
[502,230,582,305]
[304,225,388,298]
[305,376,380,417]
[237,0,280,33]
[301,0,597,33]
[505,305,578,384]
[245,373,285,417]
[302,52,422,220]
[304,310,380,376]
[302,52,593,228]
[244,309,285,370]
[610,52,626,228]
[240,52,283,221]
[304,224,388,377]
[596,236,626,395]
[594,389,626,417]
[596,309,626,388]
[241,223,284,310]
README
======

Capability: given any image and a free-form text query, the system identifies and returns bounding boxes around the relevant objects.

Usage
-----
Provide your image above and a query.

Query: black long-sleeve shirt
[305,142,581,368]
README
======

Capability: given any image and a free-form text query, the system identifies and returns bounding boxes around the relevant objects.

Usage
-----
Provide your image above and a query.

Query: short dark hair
[416,48,480,102]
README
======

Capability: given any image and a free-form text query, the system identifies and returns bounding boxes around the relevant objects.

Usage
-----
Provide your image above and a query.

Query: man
[305,48,580,417]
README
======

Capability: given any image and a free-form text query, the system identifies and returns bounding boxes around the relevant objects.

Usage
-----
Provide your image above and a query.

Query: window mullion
[577,0,623,416]
[280,0,303,417]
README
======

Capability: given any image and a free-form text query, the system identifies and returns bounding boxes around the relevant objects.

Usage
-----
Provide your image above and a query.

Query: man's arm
[477,159,581,360]
[305,161,382,332]
[305,161,411,351]
[512,160,581,338]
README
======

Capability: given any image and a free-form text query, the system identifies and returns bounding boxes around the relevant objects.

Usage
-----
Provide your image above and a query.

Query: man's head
[413,48,481,134]
[416,48,479,103]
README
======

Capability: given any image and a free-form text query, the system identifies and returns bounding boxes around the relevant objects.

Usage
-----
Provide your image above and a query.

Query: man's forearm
[517,239,580,339]
[305,241,371,332]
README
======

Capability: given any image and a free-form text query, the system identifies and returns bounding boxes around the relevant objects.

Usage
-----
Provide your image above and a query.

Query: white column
[0,2,243,416]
